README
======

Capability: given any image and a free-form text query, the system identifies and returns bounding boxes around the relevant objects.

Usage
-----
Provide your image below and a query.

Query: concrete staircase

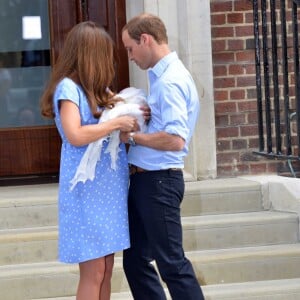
[1,177,300,300]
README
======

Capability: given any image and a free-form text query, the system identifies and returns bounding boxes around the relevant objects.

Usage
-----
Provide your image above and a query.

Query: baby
[70,87,147,190]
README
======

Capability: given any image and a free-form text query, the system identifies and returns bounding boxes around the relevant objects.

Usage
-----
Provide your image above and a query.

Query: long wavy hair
[40,21,118,119]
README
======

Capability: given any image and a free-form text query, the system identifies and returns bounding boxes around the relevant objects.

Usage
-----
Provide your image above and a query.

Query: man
[120,13,205,300]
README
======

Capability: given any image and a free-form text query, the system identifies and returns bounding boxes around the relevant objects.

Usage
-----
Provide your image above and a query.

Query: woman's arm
[60,100,136,146]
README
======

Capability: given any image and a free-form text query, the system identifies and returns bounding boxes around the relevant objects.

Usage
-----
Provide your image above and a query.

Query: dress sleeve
[53,78,81,114]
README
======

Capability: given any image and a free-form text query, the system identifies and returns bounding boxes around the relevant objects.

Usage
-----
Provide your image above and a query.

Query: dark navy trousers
[123,169,205,300]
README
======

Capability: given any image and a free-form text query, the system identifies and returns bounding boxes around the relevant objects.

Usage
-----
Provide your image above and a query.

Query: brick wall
[210,0,288,177]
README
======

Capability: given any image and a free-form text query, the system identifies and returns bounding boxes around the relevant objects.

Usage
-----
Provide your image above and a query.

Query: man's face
[122,30,150,70]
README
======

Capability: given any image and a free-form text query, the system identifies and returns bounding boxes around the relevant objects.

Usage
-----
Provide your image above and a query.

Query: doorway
[0,0,128,181]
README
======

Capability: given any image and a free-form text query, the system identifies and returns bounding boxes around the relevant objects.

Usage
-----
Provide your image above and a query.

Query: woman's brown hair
[40,21,117,119]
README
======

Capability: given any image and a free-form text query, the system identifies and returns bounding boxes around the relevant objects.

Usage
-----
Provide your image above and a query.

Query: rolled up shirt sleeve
[159,82,189,141]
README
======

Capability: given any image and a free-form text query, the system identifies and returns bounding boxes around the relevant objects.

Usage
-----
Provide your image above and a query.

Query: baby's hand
[140,105,151,122]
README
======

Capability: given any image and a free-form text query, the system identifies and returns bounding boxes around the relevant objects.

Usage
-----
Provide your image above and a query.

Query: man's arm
[120,131,185,151]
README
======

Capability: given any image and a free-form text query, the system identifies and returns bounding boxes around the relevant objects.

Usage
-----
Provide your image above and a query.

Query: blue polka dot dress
[53,78,130,263]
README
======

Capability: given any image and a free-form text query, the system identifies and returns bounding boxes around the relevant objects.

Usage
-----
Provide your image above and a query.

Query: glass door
[0,0,128,180]
[0,0,52,128]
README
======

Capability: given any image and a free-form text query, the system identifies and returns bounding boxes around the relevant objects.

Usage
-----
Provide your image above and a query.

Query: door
[0,0,128,179]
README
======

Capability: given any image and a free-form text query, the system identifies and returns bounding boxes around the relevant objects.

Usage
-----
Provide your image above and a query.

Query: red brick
[211,27,234,38]
[267,162,282,173]
[240,151,260,162]
[216,127,239,138]
[212,40,226,52]
[229,64,245,75]
[236,50,255,62]
[236,76,256,87]
[235,25,254,37]
[233,139,248,149]
[238,100,257,112]
[213,65,228,77]
[230,89,246,100]
[247,88,257,99]
[245,12,255,23]
[249,137,259,148]
[240,125,258,136]
[227,12,244,23]
[234,0,253,12]
[236,164,250,173]
[230,114,246,125]
[217,152,240,164]
[228,39,244,51]
[250,163,268,174]
[214,77,236,89]
[213,52,235,64]
[217,140,231,151]
[215,102,237,114]
[214,90,229,101]
[211,14,226,26]
[245,64,256,74]
[217,165,234,176]
[215,115,230,126]
[245,38,255,49]
[209,0,295,178]
[211,1,233,12]
[248,112,259,124]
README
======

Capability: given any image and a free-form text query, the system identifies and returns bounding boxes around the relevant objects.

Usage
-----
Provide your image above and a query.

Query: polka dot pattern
[53,78,130,263]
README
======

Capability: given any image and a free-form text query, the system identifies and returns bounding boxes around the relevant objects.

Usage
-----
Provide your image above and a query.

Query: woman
[40,21,137,300]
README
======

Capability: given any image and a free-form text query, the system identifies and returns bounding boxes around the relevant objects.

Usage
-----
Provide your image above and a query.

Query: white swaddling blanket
[69,87,147,191]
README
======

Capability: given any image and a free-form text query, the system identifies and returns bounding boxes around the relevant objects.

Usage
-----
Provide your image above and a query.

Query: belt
[129,164,182,175]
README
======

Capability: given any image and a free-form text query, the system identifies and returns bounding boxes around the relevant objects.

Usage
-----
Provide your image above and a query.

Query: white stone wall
[125,0,216,180]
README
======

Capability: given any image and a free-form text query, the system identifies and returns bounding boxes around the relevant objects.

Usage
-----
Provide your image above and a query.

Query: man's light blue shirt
[128,51,200,170]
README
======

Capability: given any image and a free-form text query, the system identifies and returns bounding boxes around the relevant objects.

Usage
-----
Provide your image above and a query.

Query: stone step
[189,244,300,285]
[0,178,263,229]
[1,210,297,265]
[33,278,300,300]
[0,183,58,229]
[183,210,299,251]
[183,178,262,216]
[0,226,58,265]
[2,244,300,300]
[203,278,300,300]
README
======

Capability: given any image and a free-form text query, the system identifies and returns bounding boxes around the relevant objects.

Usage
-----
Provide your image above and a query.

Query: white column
[125,0,216,180]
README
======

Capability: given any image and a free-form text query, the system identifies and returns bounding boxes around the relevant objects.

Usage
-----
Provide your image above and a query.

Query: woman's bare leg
[76,257,105,300]
[99,254,115,300]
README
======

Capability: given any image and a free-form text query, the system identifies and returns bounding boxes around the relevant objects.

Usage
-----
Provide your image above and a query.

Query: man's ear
[140,33,149,45]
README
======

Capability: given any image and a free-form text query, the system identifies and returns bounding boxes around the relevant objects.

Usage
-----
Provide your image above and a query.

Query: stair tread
[1,243,300,278]
[182,210,298,228]
[0,178,261,205]
[205,277,300,296]
[0,226,57,242]
[31,278,300,300]
[185,177,261,193]
[0,178,260,199]
[187,243,300,262]
[1,210,296,237]
[1,177,300,300]
[0,183,57,205]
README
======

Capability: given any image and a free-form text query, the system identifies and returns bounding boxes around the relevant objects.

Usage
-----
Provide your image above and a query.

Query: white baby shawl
[69,87,147,191]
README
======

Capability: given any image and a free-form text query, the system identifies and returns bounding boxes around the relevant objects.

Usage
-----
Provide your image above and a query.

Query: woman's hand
[115,115,137,132]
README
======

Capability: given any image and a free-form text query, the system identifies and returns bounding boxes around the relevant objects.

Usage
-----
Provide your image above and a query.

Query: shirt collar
[148,51,178,78]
